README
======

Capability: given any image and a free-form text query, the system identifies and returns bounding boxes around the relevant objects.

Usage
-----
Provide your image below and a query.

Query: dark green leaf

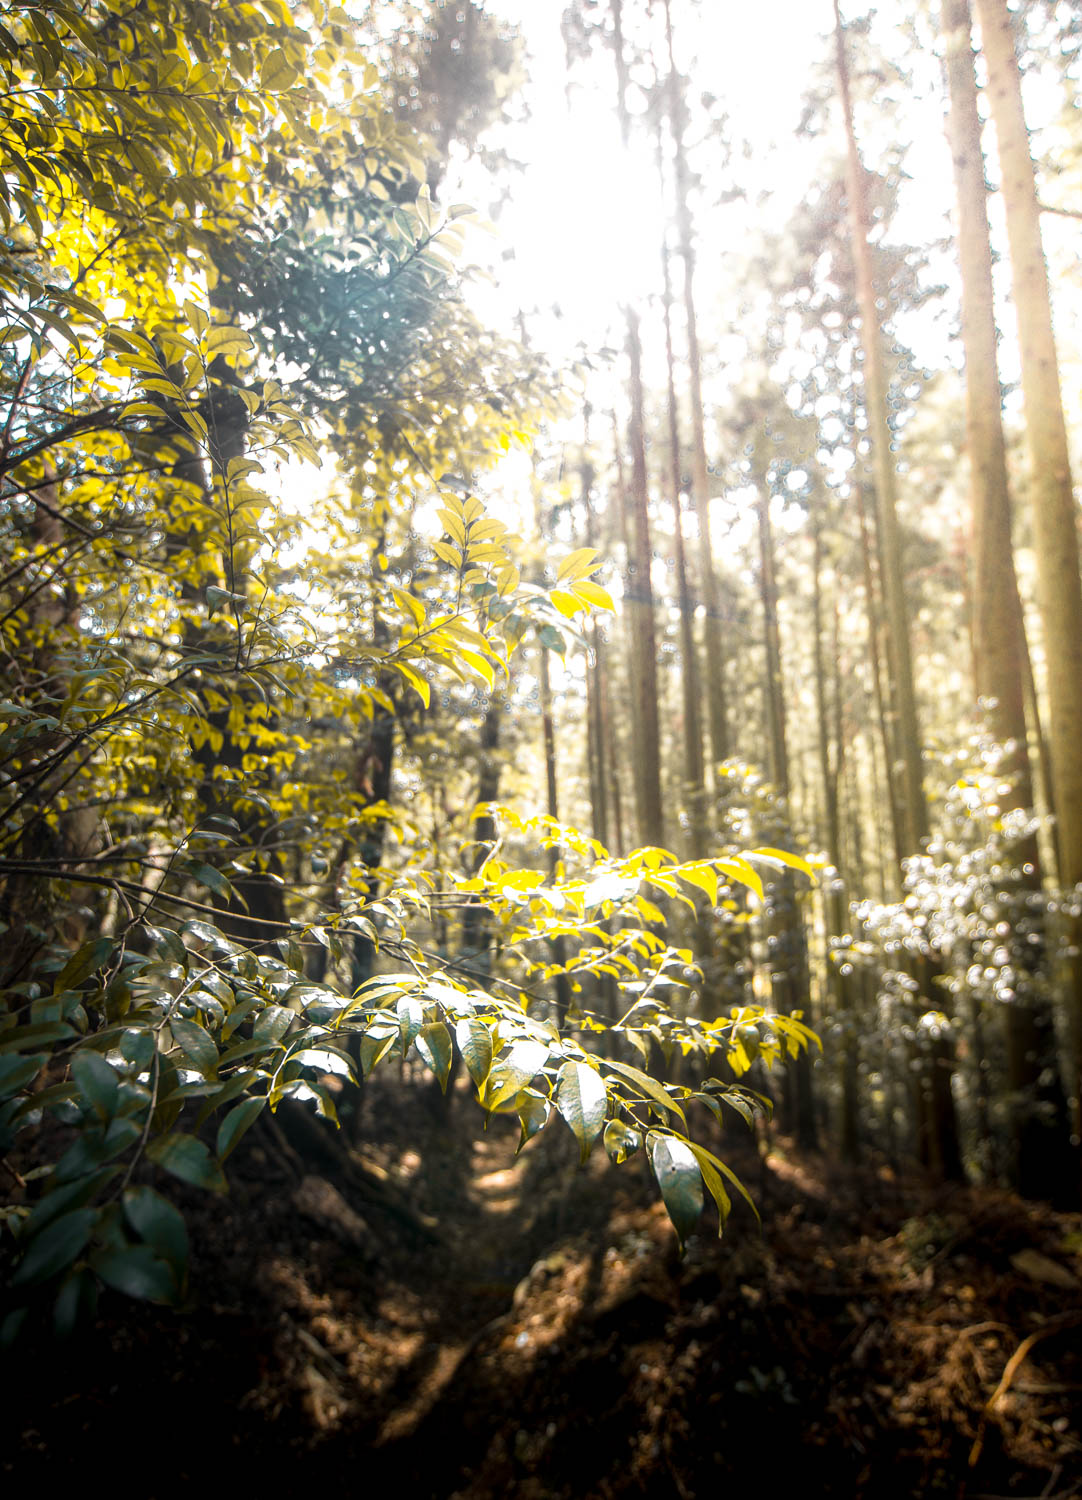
[190,862,234,901]
[195,1069,257,1126]
[11,1207,95,1287]
[91,1245,177,1304]
[10,1080,77,1123]
[253,1004,293,1043]
[221,992,261,1040]
[0,1021,75,1053]
[53,1267,98,1339]
[147,1131,227,1193]
[0,1052,45,1099]
[120,1028,156,1074]
[53,937,112,995]
[53,1117,140,1182]
[24,1167,118,1237]
[216,1097,265,1161]
[144,925,187,966]
[649,1134,703,1251]
[123,1186,189,1269]
[169,1017,218,1079]
[70,1050,120,1119]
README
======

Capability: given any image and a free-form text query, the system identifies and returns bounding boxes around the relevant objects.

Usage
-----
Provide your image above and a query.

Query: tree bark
[623,308,666,850]
[663,0,729,774]
[943,0,1073,1202]
[661,231,707,856]
[755,479,817,1151]
[834,0,963,1181]
[813,513,859,1160]
[974,0,1082,1191]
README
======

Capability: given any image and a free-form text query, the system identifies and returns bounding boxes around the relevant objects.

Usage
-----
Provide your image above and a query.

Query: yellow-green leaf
[549,589,583,618]
[206,327,253,359]
[556,547,599,583]
[748,846,815,879]
[396,663,430,707]
[572,580,615,611]
[260,48,299,91]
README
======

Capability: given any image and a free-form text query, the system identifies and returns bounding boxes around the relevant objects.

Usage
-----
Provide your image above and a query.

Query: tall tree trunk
[755,480,817,1151]
[623,315,666,851]
[833,3,928,858]
[943,0,1073,1201]
[661,231,707,856]
[834,1,963,1181]
[974,0,1082,1189]
[813,513,859,1160]
[663,0,729,774]
[609,0,664,850]
[581,421,611,852]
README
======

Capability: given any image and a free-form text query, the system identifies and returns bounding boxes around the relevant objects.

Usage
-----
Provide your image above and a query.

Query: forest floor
[6,1073,1082,1499]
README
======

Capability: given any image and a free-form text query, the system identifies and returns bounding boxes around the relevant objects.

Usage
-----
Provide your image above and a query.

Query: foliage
[0,0,817,1339]
[843,732,1071,1177]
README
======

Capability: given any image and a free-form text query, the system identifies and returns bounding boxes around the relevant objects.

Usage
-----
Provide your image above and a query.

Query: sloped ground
[5,1078,1082,1498]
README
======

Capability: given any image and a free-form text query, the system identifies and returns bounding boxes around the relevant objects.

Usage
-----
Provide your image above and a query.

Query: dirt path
[5,1082,1082,1497]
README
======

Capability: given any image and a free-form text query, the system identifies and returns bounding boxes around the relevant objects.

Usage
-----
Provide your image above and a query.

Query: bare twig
[970,1313,1082,1466]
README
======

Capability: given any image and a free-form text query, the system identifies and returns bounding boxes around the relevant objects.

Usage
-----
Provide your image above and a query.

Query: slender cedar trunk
[813,514,859,1160]
[943,0,1034,817]
[608,1,664,850]
[608,414,632,859]
[856,483,905,884]
[1020,620,1059,863]
[581,427,611,852]
[623,310,666,850]
[974,0,1082,1186]
[661,232,707,856]
[663,0,728,774]
[833,7,927,857]
[943,0,1073,1201]
[834,2,964,1181]
[601,622,627,858]
[755,480,817,1150]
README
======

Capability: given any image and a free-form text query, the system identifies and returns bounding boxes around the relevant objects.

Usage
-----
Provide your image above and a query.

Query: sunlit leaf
[649,1134,703,1250]
[554,1060,608,1164]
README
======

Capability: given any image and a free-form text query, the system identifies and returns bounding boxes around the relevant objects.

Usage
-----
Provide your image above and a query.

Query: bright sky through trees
[462,0,1071,398]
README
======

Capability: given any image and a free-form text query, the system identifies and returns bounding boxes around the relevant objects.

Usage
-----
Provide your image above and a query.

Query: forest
[1,0,1081,1493]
